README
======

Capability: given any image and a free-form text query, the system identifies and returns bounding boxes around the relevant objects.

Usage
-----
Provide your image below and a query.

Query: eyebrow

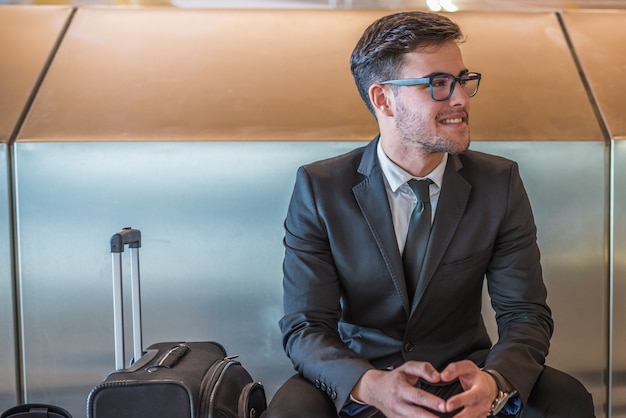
[419,69,470,78]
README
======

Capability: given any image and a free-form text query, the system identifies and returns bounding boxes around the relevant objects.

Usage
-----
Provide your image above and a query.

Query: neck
[381,139,444,177]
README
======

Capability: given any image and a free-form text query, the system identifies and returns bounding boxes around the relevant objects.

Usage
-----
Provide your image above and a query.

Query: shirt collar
[376,139,447,192]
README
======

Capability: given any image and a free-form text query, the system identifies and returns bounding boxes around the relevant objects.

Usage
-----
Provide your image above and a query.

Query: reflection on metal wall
[0,145,17,409]
[13,141,358,416]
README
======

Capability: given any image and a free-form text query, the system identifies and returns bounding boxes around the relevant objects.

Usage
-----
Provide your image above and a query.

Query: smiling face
[391,41,472,156]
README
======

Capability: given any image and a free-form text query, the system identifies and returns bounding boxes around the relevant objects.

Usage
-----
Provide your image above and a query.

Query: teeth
[441,118,463,124]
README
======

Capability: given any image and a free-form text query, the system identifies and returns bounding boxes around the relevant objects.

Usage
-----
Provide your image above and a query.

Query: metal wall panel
[563,10,626,139]
[0,144,17,411]
[17,8,377,142]
[0,5,72,142]
[14,140,606,417]
[13,141,358,416]
[613,139,626,417]
[474,141,607,417]
[563,11,626,416]
[0,5,73,410]
[454,12,603,141]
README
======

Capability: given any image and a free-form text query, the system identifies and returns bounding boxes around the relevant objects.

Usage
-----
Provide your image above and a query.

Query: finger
[445,388,490,417]
[445,390,472,412]
[399,361,441,384]
[405,386,448,415]
[440,360,477,383]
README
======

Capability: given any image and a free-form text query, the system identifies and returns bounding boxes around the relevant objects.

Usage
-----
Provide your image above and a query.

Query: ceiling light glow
[426,0,458,12]
[426,0,442,11]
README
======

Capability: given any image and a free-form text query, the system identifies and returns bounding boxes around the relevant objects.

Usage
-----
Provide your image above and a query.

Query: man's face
[392,41,472,155]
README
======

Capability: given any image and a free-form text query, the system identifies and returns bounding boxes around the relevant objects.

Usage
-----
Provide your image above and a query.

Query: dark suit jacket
[279,137,553,412]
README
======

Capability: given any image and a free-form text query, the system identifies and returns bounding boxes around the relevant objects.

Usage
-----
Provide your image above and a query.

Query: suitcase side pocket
[237,381,267,418]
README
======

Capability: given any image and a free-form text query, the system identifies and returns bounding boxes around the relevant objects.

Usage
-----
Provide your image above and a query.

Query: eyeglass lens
[432,74,480,101]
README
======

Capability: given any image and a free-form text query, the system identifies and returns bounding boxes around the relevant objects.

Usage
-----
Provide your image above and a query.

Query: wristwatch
[482,368,518,416]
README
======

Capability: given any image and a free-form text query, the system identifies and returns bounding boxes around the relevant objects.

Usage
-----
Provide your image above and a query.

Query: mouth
[438,113,468,126]
[440,117,464,124]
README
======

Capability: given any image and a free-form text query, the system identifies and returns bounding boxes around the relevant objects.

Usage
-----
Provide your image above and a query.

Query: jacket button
[331,390,337,400]
[326,387,333,396]
[315,379,321,389]
[320,383,327,392]
[404,343,414,352]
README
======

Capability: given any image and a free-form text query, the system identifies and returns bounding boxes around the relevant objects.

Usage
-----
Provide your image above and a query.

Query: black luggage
[1,404,72,418]
[86,228,266,418]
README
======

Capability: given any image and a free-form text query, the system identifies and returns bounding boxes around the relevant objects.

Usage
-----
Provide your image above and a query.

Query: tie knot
[407,179,432,203]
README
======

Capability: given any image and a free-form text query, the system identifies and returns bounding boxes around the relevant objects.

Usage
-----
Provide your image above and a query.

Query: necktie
[403,179,433,303]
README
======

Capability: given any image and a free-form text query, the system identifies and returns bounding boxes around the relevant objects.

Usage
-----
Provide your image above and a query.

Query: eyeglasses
[380,72,482,101]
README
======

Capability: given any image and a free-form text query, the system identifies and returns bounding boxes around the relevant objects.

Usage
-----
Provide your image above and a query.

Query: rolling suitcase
[86,228,266,418]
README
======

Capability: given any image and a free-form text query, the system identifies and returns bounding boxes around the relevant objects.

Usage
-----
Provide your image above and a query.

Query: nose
[448,81,471,106]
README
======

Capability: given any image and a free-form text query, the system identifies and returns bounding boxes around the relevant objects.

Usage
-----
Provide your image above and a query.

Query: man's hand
[350,361,447,417]
[440,360,498,417]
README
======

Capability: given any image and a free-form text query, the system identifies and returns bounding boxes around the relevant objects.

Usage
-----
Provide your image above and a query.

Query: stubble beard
[396,102,471,155]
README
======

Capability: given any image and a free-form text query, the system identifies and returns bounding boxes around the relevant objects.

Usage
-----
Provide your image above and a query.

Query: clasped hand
[351,360,497,418]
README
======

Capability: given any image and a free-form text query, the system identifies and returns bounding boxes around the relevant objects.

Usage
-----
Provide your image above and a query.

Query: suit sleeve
[483,162,554,404]
[279,166,374,411]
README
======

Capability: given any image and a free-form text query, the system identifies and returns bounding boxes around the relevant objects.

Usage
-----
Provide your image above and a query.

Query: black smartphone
[416,378,464,417]
[416,378,462,400]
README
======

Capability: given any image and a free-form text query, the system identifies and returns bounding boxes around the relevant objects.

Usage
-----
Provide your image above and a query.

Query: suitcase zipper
[198,357,241,417]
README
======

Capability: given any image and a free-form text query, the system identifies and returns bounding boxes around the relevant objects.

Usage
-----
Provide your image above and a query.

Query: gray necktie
[403,179,433,304]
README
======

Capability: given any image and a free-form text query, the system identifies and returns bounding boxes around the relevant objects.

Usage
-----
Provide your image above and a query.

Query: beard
[395,101,470,155]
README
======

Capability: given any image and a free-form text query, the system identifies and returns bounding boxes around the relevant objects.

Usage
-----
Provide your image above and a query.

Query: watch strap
[482,368,518,416]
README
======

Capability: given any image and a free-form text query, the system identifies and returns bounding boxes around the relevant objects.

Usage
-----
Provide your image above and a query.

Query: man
[264,11,594,418]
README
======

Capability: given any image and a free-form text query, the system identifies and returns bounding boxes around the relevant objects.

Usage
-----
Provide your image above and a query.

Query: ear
[368,84,394,117]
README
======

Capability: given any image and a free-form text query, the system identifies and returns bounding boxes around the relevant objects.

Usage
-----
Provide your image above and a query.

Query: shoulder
[299,143,369,180]
[453,149,520,180]
[456,149,516,169]
[304,144,366,170]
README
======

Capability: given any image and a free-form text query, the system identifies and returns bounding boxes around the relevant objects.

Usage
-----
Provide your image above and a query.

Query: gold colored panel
[18,9,605,142]
[456,12,604,141]
[0,5,73,143]
[19,9,381,142]
[563,10,626,139]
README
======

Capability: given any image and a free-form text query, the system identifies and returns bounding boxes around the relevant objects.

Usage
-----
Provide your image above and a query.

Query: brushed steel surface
[563,10,626,140]
[13,141,358,416]
[0,144,17,411]
[474,141,607,417]
[17,9,604,142]
[614,139,626,417]
[0,5,72,143]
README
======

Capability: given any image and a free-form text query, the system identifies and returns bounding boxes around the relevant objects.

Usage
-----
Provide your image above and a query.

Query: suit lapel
[353,138,411,312]
[411,154,471,311]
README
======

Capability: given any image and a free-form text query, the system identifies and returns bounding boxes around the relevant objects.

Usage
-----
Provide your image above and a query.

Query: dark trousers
[261,366,595,418]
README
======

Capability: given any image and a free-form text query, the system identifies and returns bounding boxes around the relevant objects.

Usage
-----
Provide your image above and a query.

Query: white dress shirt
[376,140,448,254]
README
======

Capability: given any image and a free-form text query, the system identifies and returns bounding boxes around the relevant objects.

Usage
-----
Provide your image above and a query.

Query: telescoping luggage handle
[110,227,142,370]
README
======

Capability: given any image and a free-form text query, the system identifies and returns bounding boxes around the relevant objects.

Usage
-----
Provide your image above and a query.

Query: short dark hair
[350,11,465,115]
